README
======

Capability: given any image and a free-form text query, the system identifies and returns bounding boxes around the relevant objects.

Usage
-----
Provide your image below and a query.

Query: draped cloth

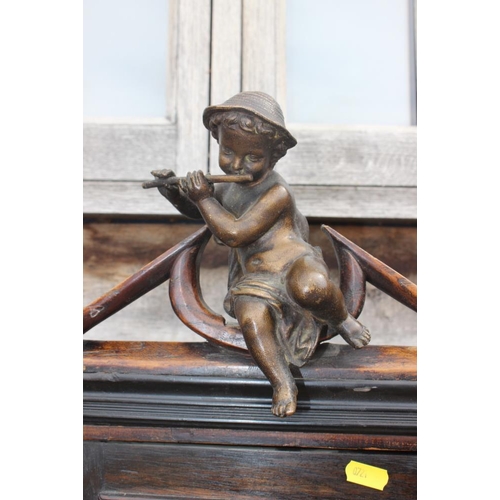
[224,249,326,367]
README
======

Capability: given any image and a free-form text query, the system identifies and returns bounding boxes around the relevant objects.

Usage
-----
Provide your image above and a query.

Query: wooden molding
[84,341,416,436]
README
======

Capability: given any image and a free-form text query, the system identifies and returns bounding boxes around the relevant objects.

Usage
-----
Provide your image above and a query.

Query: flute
[142,173,253,189]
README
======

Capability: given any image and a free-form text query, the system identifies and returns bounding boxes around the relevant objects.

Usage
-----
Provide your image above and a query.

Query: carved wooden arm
[322,225,417,318]
[84,225,416,352]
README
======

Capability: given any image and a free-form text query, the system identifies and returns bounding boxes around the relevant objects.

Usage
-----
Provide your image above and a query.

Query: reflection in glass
[286,0,415,126]
[84,0,169,118]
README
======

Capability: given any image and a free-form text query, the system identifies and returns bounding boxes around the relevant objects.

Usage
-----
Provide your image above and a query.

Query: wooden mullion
[209,0,243,175]
[242,0,286,103]
[174,0,212,177]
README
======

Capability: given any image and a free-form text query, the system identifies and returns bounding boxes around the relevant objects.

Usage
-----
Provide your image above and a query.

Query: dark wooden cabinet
[84,341,416,499]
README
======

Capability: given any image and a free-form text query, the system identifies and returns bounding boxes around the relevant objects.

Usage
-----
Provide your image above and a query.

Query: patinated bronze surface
[83,91,417,419]
[152,91,371,417]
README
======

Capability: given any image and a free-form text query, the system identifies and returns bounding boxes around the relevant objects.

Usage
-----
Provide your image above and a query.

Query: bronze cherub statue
[149,92,370,417]
[84,92,416,419]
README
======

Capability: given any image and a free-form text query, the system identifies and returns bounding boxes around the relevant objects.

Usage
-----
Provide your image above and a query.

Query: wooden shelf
[84,341,417,499]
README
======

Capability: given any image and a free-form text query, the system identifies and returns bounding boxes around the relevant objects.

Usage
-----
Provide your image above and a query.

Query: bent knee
[233,298,273,331]
[286,258,335,309]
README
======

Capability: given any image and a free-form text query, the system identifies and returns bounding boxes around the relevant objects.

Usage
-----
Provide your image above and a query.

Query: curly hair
[207,110,290,167]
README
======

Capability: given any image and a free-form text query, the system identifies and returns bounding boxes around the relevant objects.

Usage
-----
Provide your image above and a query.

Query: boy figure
[154,91,370,417]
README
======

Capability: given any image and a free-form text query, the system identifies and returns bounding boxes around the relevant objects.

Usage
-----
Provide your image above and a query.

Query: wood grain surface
[84,181,416,219]
[83,341,416,381]
[85,441,416,499]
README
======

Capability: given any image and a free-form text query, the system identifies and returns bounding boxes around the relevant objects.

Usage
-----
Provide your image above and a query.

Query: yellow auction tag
[345,460,389,491]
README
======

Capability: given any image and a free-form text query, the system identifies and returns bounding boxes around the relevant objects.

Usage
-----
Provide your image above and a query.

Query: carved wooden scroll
[321,225,417,318]
[83,227,210,334]
[83,225,247,351]
[168,230,247,351]
[84,225,416,352]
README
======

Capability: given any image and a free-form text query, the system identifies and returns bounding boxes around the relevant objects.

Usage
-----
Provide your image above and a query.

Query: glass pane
[84,0,169,118]
[286,0,414,126]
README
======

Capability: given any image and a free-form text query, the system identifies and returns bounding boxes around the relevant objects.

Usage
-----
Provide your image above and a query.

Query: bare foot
[335,315,371,349]
[272,383,298,417]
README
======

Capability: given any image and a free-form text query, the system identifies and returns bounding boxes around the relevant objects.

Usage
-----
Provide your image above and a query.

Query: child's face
[218,126,273,183]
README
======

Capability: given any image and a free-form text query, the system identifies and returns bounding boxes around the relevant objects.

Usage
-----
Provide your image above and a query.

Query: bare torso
[216,171,312,275]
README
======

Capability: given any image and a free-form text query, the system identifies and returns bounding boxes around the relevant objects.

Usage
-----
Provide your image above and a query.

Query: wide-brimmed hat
[203,91,297,149]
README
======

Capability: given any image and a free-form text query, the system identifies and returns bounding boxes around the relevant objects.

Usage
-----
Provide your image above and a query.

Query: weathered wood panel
[83,181,416,219]
[83,121,177,180]
[83,181,190,217]
[293,185,416,220]
[83,222,416,344]
[278,125,417,186]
